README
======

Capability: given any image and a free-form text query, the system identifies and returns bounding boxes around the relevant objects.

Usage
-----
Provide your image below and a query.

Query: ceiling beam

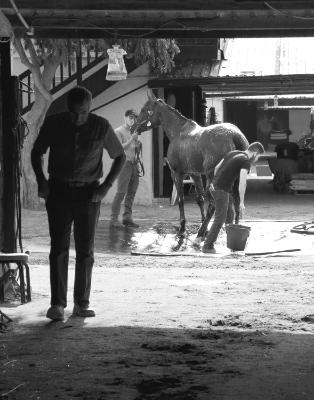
[1,1,313,11]
[148,74,314,96]
[2,1,314,38]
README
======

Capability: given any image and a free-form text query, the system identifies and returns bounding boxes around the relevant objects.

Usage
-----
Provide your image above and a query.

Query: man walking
[110,109,142,228]
[202,142,265,253]
[31,86,125,320]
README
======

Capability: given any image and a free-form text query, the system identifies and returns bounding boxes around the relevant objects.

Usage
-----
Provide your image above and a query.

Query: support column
[0,43,3,250]
[0,40,17,252]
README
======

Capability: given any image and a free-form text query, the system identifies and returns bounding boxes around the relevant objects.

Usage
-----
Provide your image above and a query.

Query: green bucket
[226,224,251,251]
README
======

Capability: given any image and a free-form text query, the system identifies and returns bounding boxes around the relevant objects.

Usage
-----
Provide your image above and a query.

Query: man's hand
[132,131,139,142]
[38,179,49,199]
[91,182,112,203]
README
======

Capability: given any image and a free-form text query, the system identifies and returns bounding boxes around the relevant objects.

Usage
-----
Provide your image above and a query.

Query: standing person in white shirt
[110,109,141,228]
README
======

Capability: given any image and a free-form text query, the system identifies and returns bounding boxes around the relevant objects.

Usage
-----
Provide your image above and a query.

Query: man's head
[246,142,265,163]
[67,86,92,126]
[124,109,138,128]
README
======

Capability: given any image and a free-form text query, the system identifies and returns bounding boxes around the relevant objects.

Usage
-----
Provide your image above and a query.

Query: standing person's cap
[125,109,138,118]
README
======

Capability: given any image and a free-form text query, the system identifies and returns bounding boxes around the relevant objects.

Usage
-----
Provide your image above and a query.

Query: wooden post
[76,42,82,85]
[0,41,17,252]
[310,107,314,138]
[0,42,4,251]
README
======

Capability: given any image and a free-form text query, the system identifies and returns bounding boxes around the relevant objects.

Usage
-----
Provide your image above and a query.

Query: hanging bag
[106,45,127,81]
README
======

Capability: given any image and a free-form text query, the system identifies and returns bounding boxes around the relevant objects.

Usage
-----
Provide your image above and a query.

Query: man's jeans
[46,180,100,308]
[111,160,139,222]
[203,188,233,249]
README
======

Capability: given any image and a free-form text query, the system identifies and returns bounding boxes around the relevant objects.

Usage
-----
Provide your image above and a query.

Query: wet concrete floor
[94,219,314,257]
[94,220,182,255]
[91,179,314,257]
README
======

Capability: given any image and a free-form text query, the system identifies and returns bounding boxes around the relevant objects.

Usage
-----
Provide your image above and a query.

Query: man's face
[125,115,137,128]
[69,100,90,126]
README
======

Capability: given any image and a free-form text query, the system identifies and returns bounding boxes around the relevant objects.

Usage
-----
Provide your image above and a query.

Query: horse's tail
[232,128,250,151]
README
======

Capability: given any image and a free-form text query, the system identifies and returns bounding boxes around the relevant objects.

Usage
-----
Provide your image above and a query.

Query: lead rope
[131,119,149,177]
[135,141,145,177]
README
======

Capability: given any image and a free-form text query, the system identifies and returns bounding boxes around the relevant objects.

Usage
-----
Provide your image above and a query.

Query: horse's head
[135,92,162,133]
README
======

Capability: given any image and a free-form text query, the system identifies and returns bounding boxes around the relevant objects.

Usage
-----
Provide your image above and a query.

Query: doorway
[224,100,257,143]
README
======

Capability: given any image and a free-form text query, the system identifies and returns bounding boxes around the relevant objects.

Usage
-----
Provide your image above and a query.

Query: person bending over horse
[202,142,265,253]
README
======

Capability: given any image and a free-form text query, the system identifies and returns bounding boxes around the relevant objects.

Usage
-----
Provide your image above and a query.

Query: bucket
[226,224,251,251]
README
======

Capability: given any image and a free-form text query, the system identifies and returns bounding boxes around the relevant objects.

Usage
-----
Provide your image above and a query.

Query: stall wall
[289,109,311,143]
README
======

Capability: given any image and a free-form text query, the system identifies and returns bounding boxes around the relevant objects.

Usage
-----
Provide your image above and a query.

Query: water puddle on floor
[95,220,314,257]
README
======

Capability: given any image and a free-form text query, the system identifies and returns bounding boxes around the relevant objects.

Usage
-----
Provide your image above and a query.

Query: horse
[136,92,249,241]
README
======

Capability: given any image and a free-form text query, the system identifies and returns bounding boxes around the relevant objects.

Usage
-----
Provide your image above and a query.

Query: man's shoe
[72,304,96,318]
[202,246,216,254]
[122,220,139,228]
[46,305,64,321]
[109,220,124,229]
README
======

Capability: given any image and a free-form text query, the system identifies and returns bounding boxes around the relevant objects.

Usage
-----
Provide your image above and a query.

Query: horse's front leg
[173,174,186,235]
[190,174,205,222]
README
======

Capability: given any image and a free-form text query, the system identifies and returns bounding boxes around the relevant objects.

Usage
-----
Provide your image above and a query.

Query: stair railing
[19,47,105,114]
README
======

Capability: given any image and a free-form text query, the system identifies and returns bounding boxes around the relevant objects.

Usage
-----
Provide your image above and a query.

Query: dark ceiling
[2,0,314,38]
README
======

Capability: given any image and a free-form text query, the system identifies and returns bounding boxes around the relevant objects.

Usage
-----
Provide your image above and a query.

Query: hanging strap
[135,142,145,177]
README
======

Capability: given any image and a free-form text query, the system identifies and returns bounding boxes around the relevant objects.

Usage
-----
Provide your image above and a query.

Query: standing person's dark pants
[203,187,231,250]
[46,179,100,308]
[111,160,139,223]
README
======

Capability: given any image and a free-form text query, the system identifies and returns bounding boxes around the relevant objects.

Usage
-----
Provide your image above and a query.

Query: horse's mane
[157,99,196,125]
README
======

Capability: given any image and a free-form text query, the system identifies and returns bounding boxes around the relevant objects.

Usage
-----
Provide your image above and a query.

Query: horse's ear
[147,90,157,101]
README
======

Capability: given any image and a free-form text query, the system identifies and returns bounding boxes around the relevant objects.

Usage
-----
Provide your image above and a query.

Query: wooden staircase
[19,49,137,115]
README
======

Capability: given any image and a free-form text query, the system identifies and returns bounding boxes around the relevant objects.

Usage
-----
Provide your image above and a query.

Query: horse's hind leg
[194,175,215,244]
[172,174,186,235]
[196,192,215,239]
[190,174,205,222]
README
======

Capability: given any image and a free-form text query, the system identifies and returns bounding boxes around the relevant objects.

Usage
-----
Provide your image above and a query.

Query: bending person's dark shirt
[212,150,251,192]
[33,112,124,183]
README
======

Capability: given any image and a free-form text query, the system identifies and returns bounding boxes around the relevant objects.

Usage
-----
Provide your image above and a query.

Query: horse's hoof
[171,244,180,252]
[172,241,184,252]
